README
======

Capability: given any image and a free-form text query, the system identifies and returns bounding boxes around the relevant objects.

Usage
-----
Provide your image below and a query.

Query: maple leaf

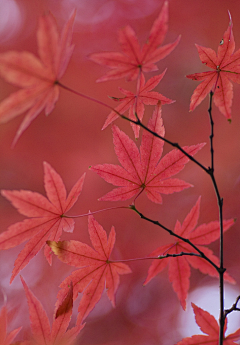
[144,197,235,310]
[103,71,174,138]
[89,1,180,82]
[186,12,240,120]
[0,162,85,283]
[47,214,131,325]
[21,277,83,345]
[176,303,240,344]
[0,10,75,145]
[90,104,205,204]
[0,305,21,345]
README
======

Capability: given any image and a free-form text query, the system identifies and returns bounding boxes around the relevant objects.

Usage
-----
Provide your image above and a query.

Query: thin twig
[208,91,214,171]
[57,81,119,114]
[206,92,225,345]
[224,295,240,317]
[121,112,209,173]
[62,206,130,218]
[132,91,225,345]
[58,81,226,343]
[130,204,220,272]
[109,251,202,264]
[58,82,208,173]
[157,252,202,259]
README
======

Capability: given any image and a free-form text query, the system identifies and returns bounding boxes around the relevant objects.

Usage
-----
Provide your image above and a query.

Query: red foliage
[91,104,204,203]
[144,197,235,310]
[21,277,83,345]
[187,12,240,120]
[176,303,240,344]
[0,1,239,344]
[0,11,75,145]
[48,214,131,325]
[103,71,174,137]
[89,1,180,82]
[0,305,21,345]
[0,162,85,282]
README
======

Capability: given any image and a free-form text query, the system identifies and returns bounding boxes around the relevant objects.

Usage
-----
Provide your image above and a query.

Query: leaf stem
[109,251,202,264]
[63,205,130,218]
[57,81,120,114]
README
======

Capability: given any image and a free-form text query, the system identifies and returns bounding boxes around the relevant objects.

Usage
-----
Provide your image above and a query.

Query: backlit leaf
[176,303,240,344]
[0,162,85,282]
[144,197,235,309]
[187,12,240,120]
[91,104,205,204]
[89,2,180,82]
[48,215,131,324]
[0,10,76,145]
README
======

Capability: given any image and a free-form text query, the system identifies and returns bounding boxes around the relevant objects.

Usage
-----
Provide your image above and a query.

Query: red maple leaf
[47,214,131,325]
[0,10,75,146]
[144,197,235,310]
[90,104,205,204]
[186,12,240,120]
[21,277,83,345]
[0,305,21,345]
[103,71,174,138]
[0,162,85,283]
[89,1,180,82]
[176,303,240,344]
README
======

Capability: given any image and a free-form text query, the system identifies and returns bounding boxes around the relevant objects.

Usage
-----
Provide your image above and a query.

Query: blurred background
[0,0,240,344]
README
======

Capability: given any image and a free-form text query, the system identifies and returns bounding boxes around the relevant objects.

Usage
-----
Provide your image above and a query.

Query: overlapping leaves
[103,71,174,137]
[144,197,235,310]
[48,215,131,324]
[21,277,83,345]
[176,303,240,344]
[0,305,21,345]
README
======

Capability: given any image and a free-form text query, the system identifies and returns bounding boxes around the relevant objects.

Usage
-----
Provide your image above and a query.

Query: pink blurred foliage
[0,0,240,344]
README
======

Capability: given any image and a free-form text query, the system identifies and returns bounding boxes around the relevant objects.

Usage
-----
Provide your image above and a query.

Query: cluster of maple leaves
[0,1,240,344]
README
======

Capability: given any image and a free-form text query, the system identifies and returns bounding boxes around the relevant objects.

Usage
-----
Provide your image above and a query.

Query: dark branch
[224,295,240,318]
[158,252,201,259]
[121,112,209,173]
[208,91,214,172]
[130,204,220,272]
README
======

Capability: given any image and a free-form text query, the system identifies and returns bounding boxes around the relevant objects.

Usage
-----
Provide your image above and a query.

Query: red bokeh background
[1,0,240,344]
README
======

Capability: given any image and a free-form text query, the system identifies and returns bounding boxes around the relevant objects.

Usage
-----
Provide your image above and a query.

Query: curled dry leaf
[48,214,131,325]
[21,277,83,345]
